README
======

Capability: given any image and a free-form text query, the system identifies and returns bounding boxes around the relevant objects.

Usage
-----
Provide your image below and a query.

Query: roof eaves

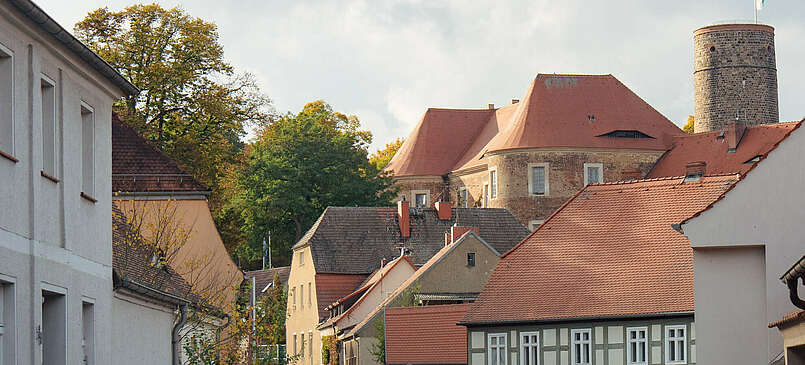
[9,0,139,96]
[459,311,694,327]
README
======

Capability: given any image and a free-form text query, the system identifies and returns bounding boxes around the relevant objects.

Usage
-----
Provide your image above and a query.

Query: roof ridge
[587,173,738,187]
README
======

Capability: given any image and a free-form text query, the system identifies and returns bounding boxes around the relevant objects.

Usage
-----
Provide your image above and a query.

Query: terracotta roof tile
[297,207,528,274]
[111,115,208,193]
[386,74,683,177]
[314,273,369,321]
[769,310,805,328]
[385,304,470,365]
[462,175,738,325]
[647,122,801,178]
[245,266,291,294]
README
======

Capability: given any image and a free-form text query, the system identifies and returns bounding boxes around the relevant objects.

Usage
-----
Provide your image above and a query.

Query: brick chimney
[684,161,706,182]
[487,103,495,110]
[445,225,480,246]
[511,99,520,104]
[620,167,643,181]
[397,200,410,238]
[435,201,452,220]
[726,121,747,152]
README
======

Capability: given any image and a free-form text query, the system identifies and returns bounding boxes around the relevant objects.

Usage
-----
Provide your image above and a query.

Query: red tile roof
[769,310,805,328]
[462,175,738,325]
[314,273,369,321]
[386,304,470,365]
[112,115,208,193]
[386,74,683,177]
[647,122,801,178]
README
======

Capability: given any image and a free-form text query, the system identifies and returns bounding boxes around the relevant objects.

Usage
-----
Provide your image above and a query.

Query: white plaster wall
[336,261,415,330]
[682,124,805,364]
[0,2,125,364]
[112,295,174,365]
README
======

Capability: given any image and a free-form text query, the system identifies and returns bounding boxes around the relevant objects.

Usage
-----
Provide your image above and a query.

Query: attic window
[744,155,762,164]
[598,130,654,139]
[467,252,476,267]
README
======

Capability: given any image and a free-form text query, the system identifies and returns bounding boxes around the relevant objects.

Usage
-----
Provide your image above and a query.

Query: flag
[756,0,765,10]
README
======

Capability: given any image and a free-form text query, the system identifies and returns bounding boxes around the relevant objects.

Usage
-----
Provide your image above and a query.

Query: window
[300,331,305,357]
[308,283,312,307]
[665,325,686,364]
[467,252,476,267]
[0,43,13,156]
[627,327,647,365]
[81,103,95,196]
[528,163,549,196]
[521,332,539,365]
[583,163,603,186]
[488,333,507,365]
[528,220,544,232]
[41,75,57,179]
[344,340,358,365]
[483,183,489,208]
[42,286,67,364]
[308,331,313,358]
[571,329,591,365]
[292,287,296,311]
[489,169,498,199]
[0,278,15,364]
[293,333,297,355]
[412,190,429,208]
[82,301,95,365]
[299,285,304,309]
[459,187,468,208]
[298,251,304,266]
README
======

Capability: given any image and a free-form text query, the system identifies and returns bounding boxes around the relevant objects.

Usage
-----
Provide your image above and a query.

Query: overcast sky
[37,0,805,152]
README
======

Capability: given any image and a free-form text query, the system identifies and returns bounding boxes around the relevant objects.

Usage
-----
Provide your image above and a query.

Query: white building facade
[0,1,136,364]
[681,123,805,365]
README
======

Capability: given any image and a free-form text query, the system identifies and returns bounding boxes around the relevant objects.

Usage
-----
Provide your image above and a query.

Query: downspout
[172,304,188,365]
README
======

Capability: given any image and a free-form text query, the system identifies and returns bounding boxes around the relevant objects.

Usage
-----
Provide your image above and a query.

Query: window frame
[40,73,57,179]
[308,282,312,307]
[458,187,468,208]
[293,333,297,355]
[467,252,476,267]
[80,102,95,197]
[483,183,489,208]
[583,163,603,186]
[308,331,313,358]
[626,326,648,365]
[488,333,507,365]
[570,328,592,365]
[411,190,430,208]
[298,251,304,266]
[665,325,687,364]
[299,285,304,309]
[489,168,498,200]
[0,42,15,159]
[520,331,540,365]
[528,220,544,232]
[528,163,549,196]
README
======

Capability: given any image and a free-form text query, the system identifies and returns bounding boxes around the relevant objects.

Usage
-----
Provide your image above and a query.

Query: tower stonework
[693,24,778,133]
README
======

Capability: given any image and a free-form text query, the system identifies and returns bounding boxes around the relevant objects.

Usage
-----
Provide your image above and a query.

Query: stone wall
[693,24,778,133]
[392,176,446,207]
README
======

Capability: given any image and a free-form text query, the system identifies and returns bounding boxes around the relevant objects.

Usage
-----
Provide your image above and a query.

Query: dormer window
[744,155,762,164]
[597,130,654,139]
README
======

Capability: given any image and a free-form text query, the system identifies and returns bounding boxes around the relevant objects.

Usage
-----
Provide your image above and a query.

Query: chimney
[435,201,452,220]
[620,167,643,181]
[684,161,706,182]
[487,103,495,110]
[511,99,520,104]
[445,225,480,246]
[726,121,746,152]
[397,199,410,238]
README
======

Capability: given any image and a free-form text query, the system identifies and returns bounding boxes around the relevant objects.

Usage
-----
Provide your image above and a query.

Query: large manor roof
[385,74,684,177]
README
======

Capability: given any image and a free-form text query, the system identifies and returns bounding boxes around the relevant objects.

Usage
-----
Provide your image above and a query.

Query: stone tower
[693,24,778,133]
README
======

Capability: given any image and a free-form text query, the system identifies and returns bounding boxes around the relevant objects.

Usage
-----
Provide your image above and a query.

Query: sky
[36,0,805,152]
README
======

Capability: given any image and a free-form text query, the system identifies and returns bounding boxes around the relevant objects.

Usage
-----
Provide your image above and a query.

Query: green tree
[235,101,395,267]
[74,4,272,202]
[369,138,404,170]
[683,115,695,134]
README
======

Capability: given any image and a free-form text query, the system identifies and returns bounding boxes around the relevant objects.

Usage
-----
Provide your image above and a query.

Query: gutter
[172,304,188,365]
[8,0,139,96]
[782,254,805,310]
[458,311,695,327]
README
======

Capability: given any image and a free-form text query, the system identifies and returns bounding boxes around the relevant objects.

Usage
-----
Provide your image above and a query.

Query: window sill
[80,192,98,204]
[41,170,60,183]
[0,149,18,163]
